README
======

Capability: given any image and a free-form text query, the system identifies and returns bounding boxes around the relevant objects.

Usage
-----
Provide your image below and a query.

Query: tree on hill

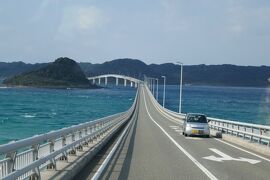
[3,57,96,88]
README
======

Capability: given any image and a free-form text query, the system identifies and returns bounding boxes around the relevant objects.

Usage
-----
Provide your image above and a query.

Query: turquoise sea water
[0,85,270,145]
[0,86,136,145]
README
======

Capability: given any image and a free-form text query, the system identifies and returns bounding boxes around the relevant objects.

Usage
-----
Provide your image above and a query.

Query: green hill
[3,57,96,88]
[81,59,270,87]
[1,58,270,87]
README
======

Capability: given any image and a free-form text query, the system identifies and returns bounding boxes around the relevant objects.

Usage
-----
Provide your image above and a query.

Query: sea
[0,85,270,145]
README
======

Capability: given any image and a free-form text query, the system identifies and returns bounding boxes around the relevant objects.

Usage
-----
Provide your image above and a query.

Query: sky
[0,0,270,65]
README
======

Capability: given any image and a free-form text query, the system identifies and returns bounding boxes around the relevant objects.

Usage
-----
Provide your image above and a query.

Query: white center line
[142,87,218,180]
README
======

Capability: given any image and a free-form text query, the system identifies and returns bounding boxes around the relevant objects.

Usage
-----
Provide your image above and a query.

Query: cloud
[227,6,270,35]
[57,6,106,38]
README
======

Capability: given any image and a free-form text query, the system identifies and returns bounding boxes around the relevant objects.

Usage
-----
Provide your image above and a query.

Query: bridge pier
[131,81,133,87]
[98,78,101,84]
[116,78,119,86]
[105,77,107,85]
[124,79,127,87]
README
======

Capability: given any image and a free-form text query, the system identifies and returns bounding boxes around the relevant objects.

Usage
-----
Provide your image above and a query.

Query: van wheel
[185,133,188,137]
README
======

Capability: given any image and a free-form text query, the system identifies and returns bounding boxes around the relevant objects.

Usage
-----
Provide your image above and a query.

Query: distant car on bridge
[182,113,210,137]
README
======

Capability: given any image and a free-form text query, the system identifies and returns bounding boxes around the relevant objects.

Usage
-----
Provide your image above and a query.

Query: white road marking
[142,88,218,180]
[214,138,270,162]
[185,137,202,140]
[203,148,261,164]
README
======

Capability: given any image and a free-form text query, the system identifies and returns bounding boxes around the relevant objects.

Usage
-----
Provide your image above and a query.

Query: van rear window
[187,115,207,123]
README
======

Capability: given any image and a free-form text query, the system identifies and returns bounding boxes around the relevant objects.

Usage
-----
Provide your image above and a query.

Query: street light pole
[151,78,153,93]
[162,76,166,107]
[149,78,151,91]
[156,78,158,100]
[152,78,155,95]
[177,62,183,114]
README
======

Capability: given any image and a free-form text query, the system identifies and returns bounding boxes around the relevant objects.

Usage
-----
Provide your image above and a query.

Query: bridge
[1,75,270,180]
[87,74,142,88]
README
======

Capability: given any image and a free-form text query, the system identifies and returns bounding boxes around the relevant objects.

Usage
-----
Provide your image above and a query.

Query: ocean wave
[22,114,36,118]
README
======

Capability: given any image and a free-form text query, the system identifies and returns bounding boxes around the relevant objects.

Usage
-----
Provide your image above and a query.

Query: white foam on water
[22,114,36,118]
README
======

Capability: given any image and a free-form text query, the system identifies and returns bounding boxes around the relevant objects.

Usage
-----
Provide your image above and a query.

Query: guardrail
[208,117,270,146]
[145,82,270,146]
[145,85,185,122]
[0,89,138,180]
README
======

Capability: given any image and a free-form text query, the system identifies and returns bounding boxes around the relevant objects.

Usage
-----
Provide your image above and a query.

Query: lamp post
[152,78,155,95]
[150,78,153,92]
[150,78,152,93]
[156,78,158,100]
[177,62,183,114]
[162,76,166,107]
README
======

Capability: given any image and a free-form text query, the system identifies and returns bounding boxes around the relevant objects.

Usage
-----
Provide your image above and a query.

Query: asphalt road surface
[76,85,270,180]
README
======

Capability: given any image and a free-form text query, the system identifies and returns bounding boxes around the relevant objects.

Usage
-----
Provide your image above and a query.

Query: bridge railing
[145,83,270,146]
[0,90,138,180]
[145,84,185,122]
[208,117,270,146]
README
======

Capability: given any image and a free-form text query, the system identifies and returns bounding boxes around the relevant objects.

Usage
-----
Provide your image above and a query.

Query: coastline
[0,84,101,90]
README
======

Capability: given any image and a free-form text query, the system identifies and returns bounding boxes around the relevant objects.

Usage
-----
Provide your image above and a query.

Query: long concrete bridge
[87,74,142,88]
[1,75,270,180]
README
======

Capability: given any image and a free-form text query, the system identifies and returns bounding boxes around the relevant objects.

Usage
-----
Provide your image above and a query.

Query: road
[76,85,270,180]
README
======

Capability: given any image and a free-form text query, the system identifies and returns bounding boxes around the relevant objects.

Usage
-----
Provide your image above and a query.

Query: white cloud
[57,6,106,38]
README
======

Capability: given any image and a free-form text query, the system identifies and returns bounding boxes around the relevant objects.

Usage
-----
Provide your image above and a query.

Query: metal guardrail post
[60,136,68,161]
[47,140,56,170]
[30,144,40,180]
[84,128,88,137]
[62,136,66,147]
[71,132,75,142]
[32,144,39,161]
[31,166,41,180]
[5,151,17,175]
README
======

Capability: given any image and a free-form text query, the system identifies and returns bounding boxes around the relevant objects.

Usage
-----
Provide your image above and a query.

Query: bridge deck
[76,85,270,180]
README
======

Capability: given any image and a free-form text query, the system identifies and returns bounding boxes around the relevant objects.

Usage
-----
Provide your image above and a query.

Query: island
[3,57,97,88]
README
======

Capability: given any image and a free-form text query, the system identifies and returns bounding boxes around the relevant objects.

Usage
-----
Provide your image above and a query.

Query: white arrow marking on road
[203,148,261,164]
